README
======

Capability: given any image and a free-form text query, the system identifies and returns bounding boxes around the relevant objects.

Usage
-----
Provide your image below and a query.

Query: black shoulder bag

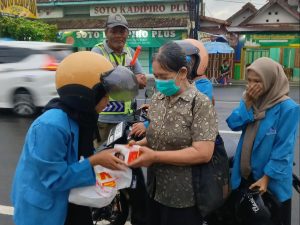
[191,97,231,217]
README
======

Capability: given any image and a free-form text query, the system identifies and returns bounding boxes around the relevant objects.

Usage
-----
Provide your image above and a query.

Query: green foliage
[0,16,58,41]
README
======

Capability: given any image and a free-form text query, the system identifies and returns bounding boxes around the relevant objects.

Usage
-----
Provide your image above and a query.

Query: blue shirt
[194,78,213,101]
[143,120,150,128]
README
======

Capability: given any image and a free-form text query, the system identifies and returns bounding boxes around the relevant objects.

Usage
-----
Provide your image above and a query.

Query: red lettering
[106,6,111,13]
[148,5,153,13]
[95,4,171,15]
[99,7,106,14]
[111,7,117,13]
[94,7,99,14]
[143,5,149,13]
[120,5,125,13]
[127,6,132,13]
[159,5,165,12]
[177,4,181,12]
[183,3,188,11]
[171,4,176,12]
[134,6,140,13]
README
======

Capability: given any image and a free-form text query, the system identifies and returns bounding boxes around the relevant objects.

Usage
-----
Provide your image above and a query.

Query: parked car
[0,41,72,116]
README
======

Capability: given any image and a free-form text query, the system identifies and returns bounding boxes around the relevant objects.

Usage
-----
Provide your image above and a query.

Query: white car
[0,41,72,116]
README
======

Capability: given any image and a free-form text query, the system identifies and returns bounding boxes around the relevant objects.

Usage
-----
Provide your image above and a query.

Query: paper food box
[114,144,141,164]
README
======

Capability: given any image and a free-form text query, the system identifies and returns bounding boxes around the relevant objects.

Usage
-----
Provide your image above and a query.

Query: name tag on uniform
[103,101,125,112]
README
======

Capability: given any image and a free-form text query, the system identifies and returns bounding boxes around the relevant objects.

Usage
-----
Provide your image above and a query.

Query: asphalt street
[0,85,299,225]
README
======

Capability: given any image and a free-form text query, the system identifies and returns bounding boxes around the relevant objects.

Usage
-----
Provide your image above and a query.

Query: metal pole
[194,0,200,40]
[188,0,195,39]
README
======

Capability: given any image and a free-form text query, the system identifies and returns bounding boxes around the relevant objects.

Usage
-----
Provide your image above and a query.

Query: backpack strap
[191,96,196,115]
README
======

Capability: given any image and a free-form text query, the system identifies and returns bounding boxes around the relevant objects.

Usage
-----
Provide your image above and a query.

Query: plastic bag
[69,165,132,208]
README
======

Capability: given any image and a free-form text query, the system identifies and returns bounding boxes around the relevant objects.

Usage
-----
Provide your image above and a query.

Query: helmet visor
[101,65,139,101]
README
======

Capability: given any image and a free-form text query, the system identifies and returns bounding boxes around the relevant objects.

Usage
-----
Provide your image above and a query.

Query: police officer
[92,13,147,145]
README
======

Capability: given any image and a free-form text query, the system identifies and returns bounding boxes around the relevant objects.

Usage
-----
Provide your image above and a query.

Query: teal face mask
[155,72,180,96]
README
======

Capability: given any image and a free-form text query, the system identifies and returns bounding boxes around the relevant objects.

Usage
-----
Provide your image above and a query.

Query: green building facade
[236,33,300,81]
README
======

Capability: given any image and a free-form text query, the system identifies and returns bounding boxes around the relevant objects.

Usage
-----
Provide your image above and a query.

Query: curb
[213,81,300,87]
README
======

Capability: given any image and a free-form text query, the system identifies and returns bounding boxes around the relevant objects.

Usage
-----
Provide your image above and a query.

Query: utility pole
[188,0,201,40]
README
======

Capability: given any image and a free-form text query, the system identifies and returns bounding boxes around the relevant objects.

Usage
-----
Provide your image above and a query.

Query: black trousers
[127,168,148,225]
[280,199,291,225]
[64,203,93,225]
[146,197,203,225]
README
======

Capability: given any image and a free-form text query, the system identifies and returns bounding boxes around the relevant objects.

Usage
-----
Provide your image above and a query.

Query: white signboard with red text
[90,2,188,16]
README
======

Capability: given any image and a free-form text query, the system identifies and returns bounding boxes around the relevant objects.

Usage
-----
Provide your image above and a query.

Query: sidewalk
[212,79,300,87]
[97,221,131,225]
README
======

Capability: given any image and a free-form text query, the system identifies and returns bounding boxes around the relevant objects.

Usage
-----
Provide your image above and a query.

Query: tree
[0,16,58,41]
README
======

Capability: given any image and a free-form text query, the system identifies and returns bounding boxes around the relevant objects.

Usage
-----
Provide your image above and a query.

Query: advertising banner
[0,0,37,18]
[90,2,188,16]
[58,29,188,48]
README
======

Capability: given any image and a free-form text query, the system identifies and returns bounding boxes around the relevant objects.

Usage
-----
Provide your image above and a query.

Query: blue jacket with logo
[226,98,299,202]
[11,109,96,225]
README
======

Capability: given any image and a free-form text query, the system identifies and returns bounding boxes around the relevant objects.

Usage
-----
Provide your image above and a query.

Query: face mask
[155,72,180,96]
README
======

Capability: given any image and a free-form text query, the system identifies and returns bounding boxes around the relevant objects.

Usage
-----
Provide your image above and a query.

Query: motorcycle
[92,105,149,225]
[205,158,300,225]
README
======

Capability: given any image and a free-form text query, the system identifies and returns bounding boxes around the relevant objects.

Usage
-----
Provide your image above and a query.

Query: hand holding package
[69,163,132,208]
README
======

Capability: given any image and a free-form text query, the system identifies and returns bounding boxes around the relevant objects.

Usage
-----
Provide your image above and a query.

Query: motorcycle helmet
[234,188,281,225]
[175,40,199,80]
[56,51,138,112]
[175,39,208,80]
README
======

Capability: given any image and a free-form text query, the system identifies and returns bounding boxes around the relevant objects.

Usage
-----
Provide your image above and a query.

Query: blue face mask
[155,72,180,96]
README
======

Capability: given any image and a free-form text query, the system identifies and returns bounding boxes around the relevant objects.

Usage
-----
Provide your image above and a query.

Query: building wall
[248,4,298,24]
[64,6,89,16]
[236,33,300,81]
[288,0,299,6]
[229,9,254,26]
